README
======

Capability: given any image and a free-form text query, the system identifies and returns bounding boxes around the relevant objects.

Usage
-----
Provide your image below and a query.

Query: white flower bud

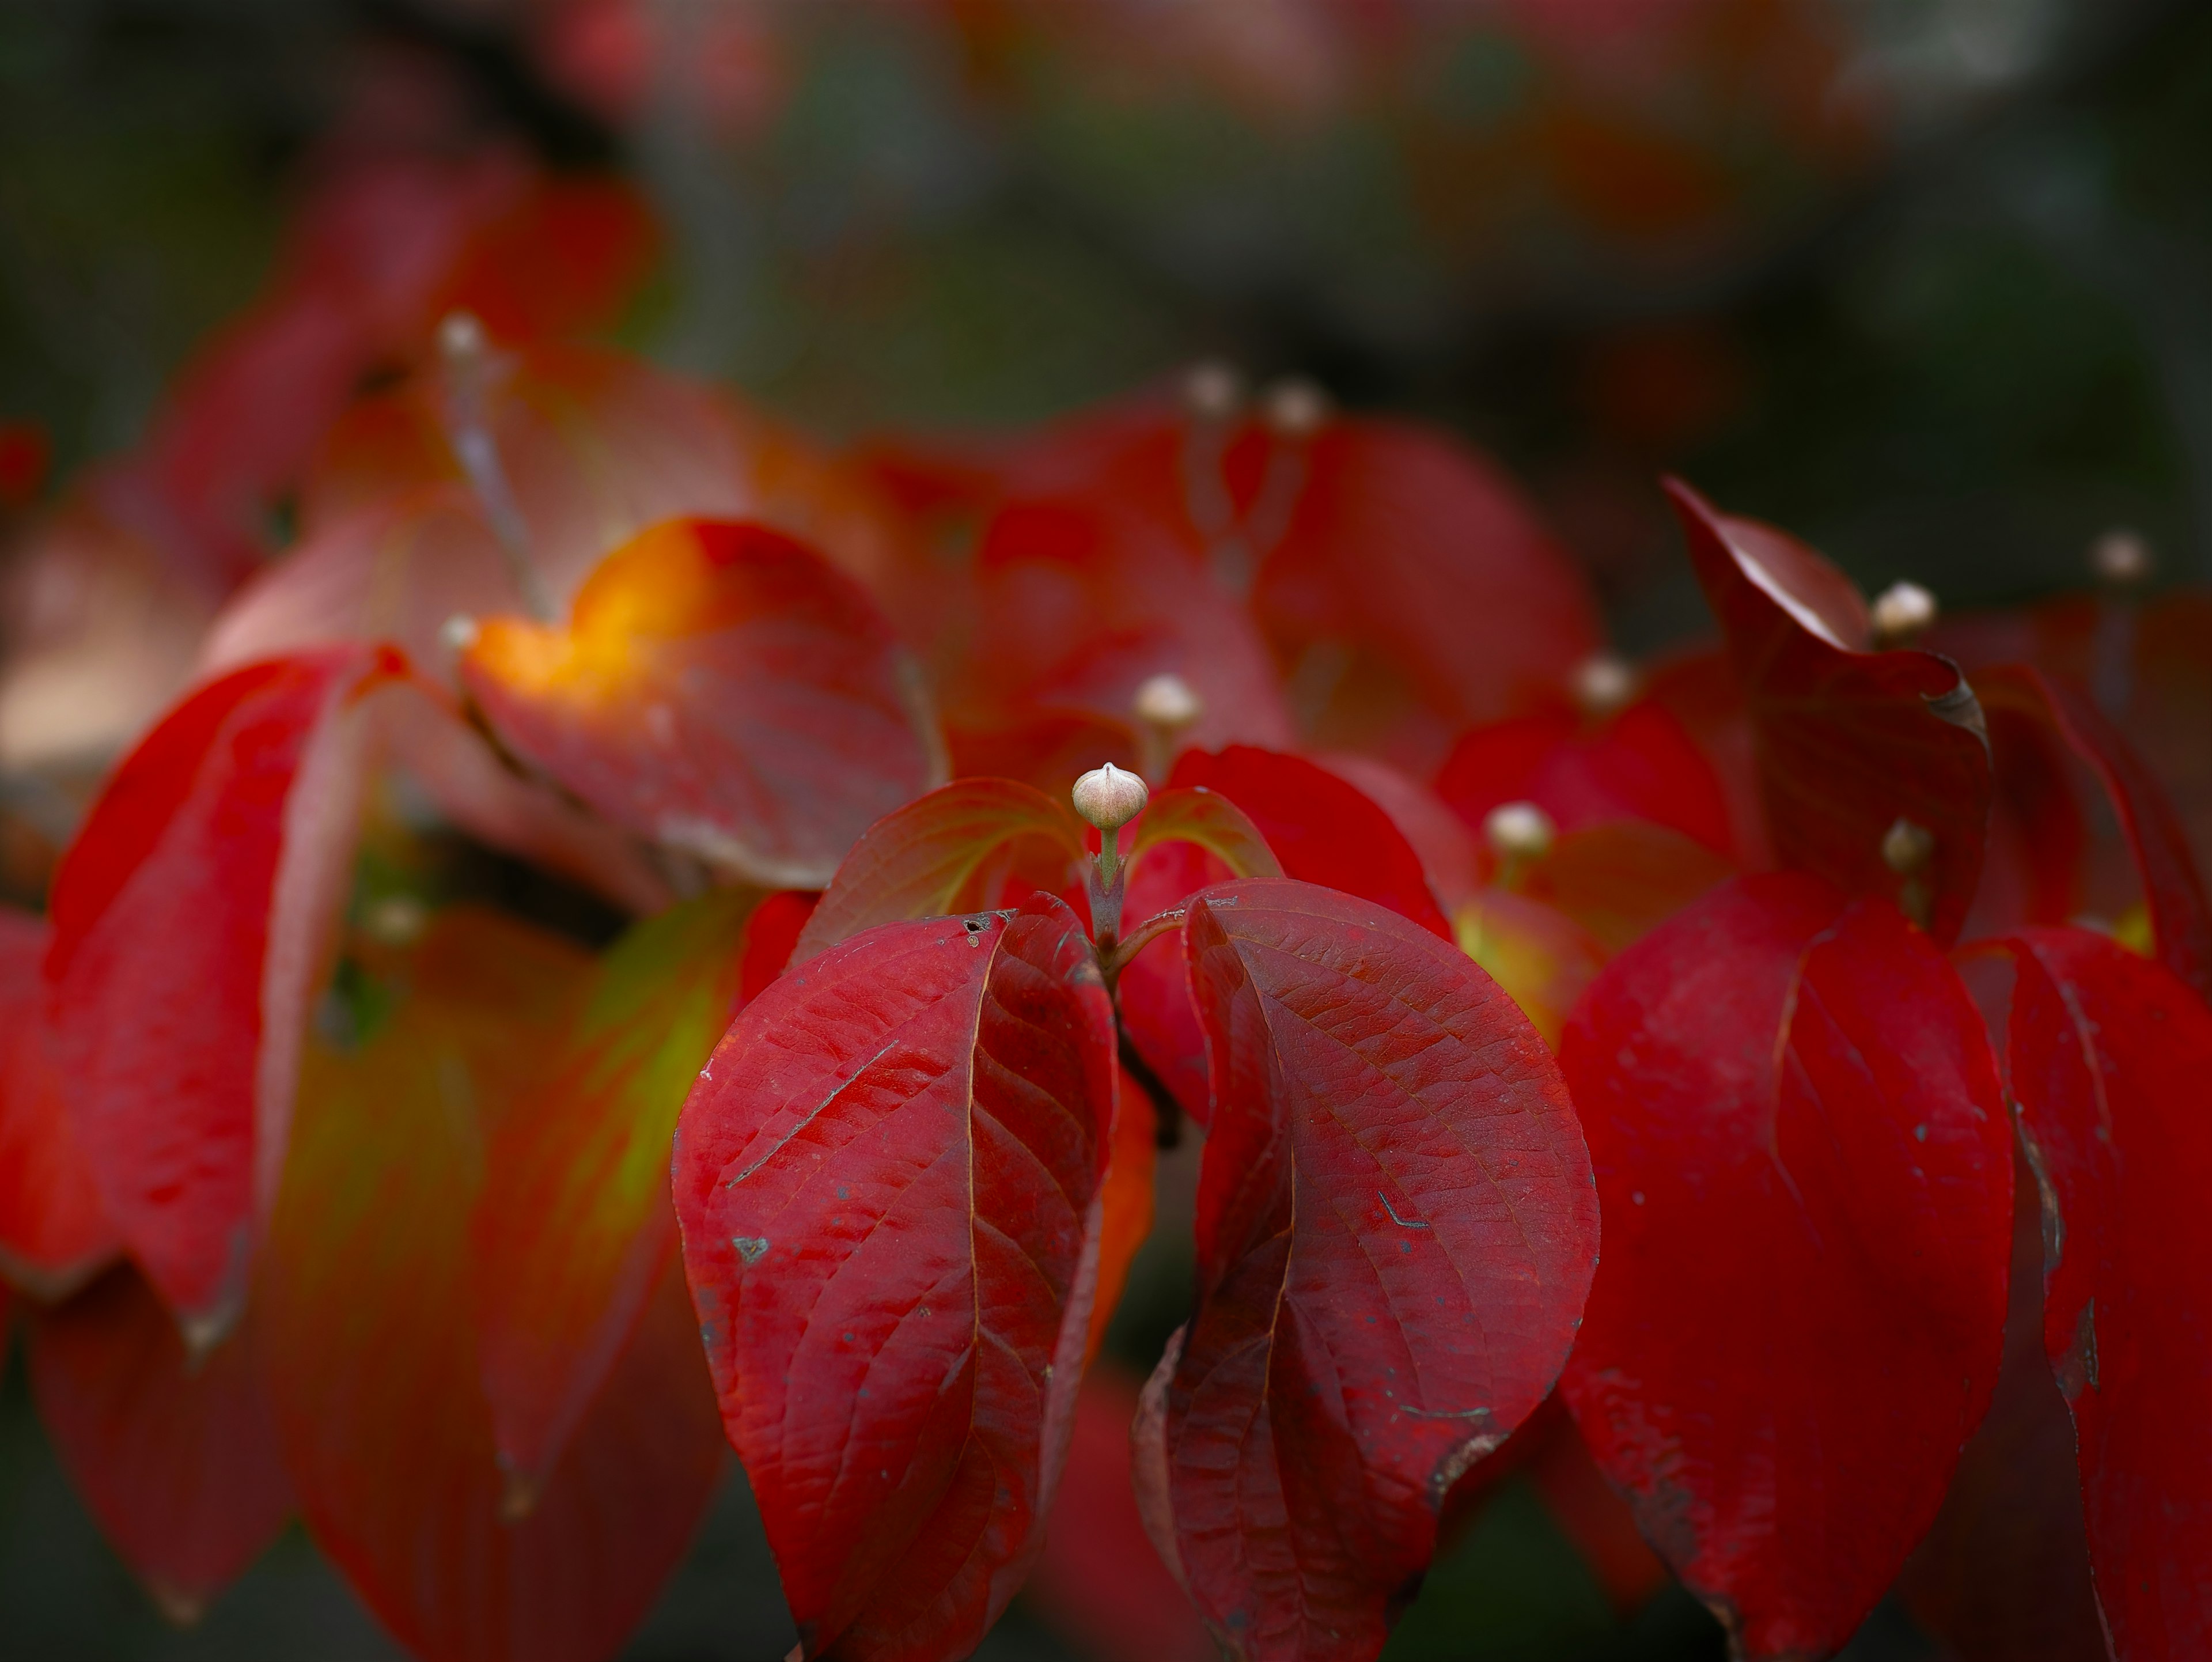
[1183,359,1244,421]
[1132,673,1202,734]
[439,309,486,366]
[1262,377,1330,438]
[1484,800,1556,864]
[1869,581,1937,648]
[1073,762,1150,834]
[1882,816,1935,876]
[440,612,480,654]
[2091,529,2152,587]
[1571,654,1637,718]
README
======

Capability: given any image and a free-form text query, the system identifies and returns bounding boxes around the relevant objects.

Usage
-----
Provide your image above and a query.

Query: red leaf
[259,907,725,1662]
[471,887,761,1498]
[1253,419,1602,757]
[26,1265,293,1623]
[46,645,402,1338]
[1435,700,1735,860]
[1025,1364,1215,1662]
[1559,873,2013,1657]
[673,894,1118,1661]
[1314,754,1482,912]
[1086,1066,1160,1368]
[1135,880,1597,1661]
[1168,747,1451,938]
[462,517,944,888]
[1993,927,2212,1657]
[1977,665,2212,1003]
[1514,820,1736,954]
[1668,479,1991,944]
[0,908,116,1296]
[793,777,1086,963]
[1451,888,1607,1050]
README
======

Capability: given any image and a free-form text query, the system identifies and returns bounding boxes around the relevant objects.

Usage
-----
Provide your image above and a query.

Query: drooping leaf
[1168,747,1451,938]
[1559,873,2013,1658]
[673,894,1118,1661]
[1116,838,1232,1131]
[1994,926,2212,1657]
[1135,880,1598,1662]
[1668,479,1991,944]
[1977,665,2212,1002]
[26,1264,293,1624]
[259,907,724,1662]
[471,885,762,1500]
[793,777,1086,962]
[1435,700,1735,861]
[45,644,404,1339]
[0,908,116,1297]
[462,517,944,888]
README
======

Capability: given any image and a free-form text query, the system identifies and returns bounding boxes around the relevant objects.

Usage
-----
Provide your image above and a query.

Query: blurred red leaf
[1086,1066,1158,1368]
[1451,887,1607,1050]
[1559,873,2013,1659]
[45,644,403,1338]
[1994,927,2212,1657]
[0,418,50,508]
[673,895,1117,1660]
[1515,819,1737,954]
[1134,880,1597,1661]
[1668,479,1991,944]
[471,886,761,1500]
[1025,1364,1214,1662]
[793,777,1085,962]
[259,907,724,1662]
[26,1265,293,1623]
[1435,699,1734,860]
[1168,746,1450,938]
[431,175,660,345]
[1126,783,1281,887]
[0,908,116,1296]
[1315,754,1482,911]
[462,518,944,888]
[1977,665,2212,1002]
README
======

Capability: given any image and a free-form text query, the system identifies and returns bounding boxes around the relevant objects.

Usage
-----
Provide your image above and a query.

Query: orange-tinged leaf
[0,908,116,1297]
[471,885,761,1495]
[673,895,1118,1661]
[794,777,1086,963]
[1516,819,1736,953]
[27,1264,292,1623]
[1452,888,1607,1050]
[46,645,403,1339]
[259,907,724,1662]
[464,517,944,888]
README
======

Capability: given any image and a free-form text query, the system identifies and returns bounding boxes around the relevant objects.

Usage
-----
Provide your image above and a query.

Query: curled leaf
[1138,880,1597,1661]
[673,894,1118,1661]
[462,517,944,888]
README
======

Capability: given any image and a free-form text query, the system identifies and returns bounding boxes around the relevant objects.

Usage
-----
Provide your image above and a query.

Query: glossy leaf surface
[673,895,1117,1661]
[464,517,942,887]
[1137,880,1598,1661]
[260,908,725,1662]
[1669,480,1991,944]
[46,644,400,1337]
[27,1265,293,1623]
[1998,927,2212,1657]
[472,885,762,1496]
[1559,873,2012,1658]
[793,777,1085,962]
[0,908,116,1296]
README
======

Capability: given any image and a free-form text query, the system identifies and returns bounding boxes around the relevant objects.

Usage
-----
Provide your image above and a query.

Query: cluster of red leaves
[1,161,2209,1662]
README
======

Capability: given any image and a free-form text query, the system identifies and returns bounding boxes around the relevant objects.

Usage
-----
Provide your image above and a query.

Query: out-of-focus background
[0,1,2203,1656]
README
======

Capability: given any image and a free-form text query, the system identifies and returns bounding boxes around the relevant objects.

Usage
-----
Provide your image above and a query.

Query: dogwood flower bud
[1183,359,1244,421]
[439,309,487,367]
[1869,581,1937,648]
[1133,673,1201,735]
[440,613,480,655]
[1262,376,1330,438]
[1073,762,1149,834]
[1484,801,1556,865]
[2091,528,2152,587]
[1571,654,1637,718]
